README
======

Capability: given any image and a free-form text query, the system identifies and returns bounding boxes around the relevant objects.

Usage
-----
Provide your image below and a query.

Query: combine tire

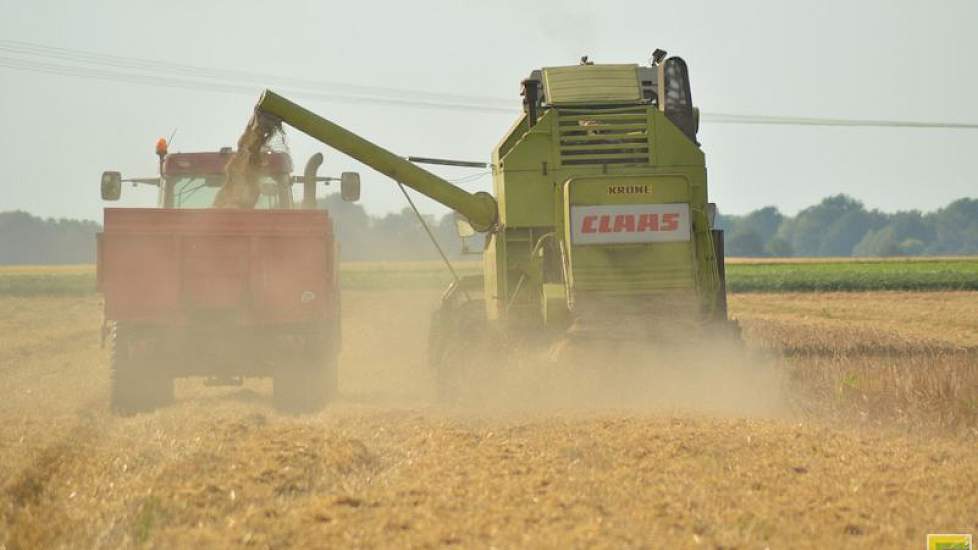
[110,323,174,415]
[429,299,492,403]
[273,330,337,413]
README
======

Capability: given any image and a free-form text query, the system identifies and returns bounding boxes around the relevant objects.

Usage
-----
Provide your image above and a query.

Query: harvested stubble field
[2,267,978,548]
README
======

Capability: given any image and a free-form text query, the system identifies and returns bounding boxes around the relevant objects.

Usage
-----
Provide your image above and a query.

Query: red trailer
[97,208,340,413]
[97,143,360,413]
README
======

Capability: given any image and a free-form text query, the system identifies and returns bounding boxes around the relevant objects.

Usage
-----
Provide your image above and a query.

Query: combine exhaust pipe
[255,90,498,232]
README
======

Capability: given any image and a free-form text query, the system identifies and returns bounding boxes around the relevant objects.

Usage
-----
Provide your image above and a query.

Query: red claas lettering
[613,214,636,232]
[662,213,679,231]
[581,215,598,233]
[580,209,682,236]
[637,213,659,232]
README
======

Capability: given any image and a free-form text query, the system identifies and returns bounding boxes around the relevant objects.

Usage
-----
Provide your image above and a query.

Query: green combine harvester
[252,51,734,396]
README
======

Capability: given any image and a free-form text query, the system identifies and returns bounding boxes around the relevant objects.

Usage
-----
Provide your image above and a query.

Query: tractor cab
[100,140,361,209]
[161,149,294,209]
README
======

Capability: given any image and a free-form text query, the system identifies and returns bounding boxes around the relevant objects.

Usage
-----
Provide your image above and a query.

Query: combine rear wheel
[110,323,174,415]
[273,328,337,413]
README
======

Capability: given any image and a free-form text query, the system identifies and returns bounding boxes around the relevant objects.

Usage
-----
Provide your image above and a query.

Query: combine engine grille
[571,251,695,295]
[569,291,704,341]
[557,107,651,167]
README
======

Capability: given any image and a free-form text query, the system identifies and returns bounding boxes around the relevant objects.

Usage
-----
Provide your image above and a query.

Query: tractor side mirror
[454,212,476,238]
[340,172,360,202]
[101,171,122,201]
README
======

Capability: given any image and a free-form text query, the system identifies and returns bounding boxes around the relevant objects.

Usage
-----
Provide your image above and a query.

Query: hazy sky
[1,0,976,221]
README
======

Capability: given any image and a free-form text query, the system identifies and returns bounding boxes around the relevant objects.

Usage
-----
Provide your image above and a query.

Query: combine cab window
[170,176,291,209]
[662,57,698,143]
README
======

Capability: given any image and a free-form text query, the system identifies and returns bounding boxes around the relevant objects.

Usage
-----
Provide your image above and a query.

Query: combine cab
[245,50,734,399]
[97,143,360,413]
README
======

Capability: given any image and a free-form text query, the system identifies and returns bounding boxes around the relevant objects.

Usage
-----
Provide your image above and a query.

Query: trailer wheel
[110,323,174,415]
[273,329,336,413]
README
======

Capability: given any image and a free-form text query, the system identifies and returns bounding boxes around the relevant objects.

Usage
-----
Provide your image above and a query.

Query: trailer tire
[110,323,174,415]
[273,330,336,413]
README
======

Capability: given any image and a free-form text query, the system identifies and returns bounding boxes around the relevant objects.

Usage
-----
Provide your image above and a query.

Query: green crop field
[2,257,976,296]
[0,266,98,297]
[725,258,978,292]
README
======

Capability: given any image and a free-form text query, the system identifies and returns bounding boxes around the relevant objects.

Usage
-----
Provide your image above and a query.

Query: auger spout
[255,90,498,232]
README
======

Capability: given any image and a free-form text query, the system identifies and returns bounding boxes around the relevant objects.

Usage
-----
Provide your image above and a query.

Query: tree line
[1,194,976,264]
[0,211,102,264]
[0,200,470,265]
[717,195,978,257]
[315,194,471,261]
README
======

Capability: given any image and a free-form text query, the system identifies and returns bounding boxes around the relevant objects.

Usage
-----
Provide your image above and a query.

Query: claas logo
[580,212,681,234]
[570,203,691,245]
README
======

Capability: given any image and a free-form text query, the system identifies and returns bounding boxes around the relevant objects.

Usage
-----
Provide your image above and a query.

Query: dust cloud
[341,289,788,420]
[441,337,786,418]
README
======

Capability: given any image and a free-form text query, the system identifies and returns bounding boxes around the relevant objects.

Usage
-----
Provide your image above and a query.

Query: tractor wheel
[273,329,336,413]
[110,323,174,415]
[429,299,492,404]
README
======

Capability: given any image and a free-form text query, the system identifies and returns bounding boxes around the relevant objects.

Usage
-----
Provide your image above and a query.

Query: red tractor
[97,140,360,414]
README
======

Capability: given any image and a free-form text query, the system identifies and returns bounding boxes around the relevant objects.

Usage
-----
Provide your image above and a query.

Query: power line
[2,40,978,129]
[703,113,978,129]
[0,40,513,109]
[0,55,515,114]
